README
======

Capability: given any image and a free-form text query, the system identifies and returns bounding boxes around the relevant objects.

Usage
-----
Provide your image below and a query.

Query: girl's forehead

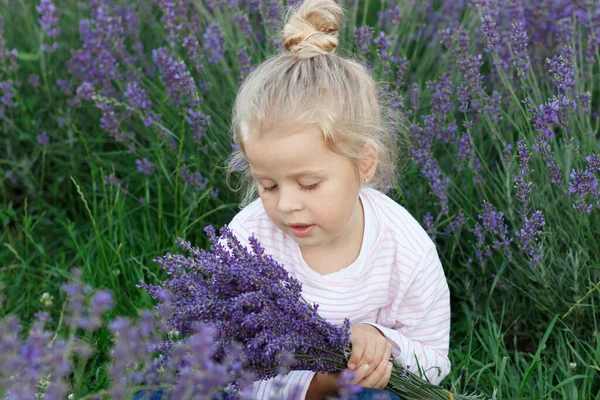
[244,128,343,174]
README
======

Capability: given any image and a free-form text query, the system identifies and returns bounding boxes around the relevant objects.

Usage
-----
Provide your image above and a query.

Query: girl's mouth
[288,224,315,237]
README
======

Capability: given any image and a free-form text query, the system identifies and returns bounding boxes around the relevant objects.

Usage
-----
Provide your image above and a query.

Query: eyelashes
[262,183,320,192]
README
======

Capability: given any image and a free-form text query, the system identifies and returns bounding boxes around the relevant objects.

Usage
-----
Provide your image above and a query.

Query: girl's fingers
[347,339,366,370]
[357,342,378,376]
[351,364,371,384]
[359,359,391,388]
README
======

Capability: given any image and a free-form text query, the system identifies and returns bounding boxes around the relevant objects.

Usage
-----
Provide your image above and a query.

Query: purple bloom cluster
[203,23,226,65]
[141,226,352,380]
[423,212,436,240]
[136,157,156,175]
[510,22,530,77]
[180,167,209,191]
[513,140,533,215]
[475,201,513,263]
[546,47,576,91]
[0,266,261,399]
[444,213,467,235]
[104,172,128,195]
[237,47,254,86]
[36,0,60,52]
[152,47,201,109]
[0,16,19,120]
[568,155,600,213]
[37,130,50,147]
[354,26,374,54]
[515,210,546,268]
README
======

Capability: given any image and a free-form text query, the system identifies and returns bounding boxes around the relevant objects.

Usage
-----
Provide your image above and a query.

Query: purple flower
[510,22,530,77]
[457,132,472,163]
[422,212,436,240]
[373,31,394,62]
[444,213,467,235]
[513,140,534,214]
[587,155,600,173]
[478,201,513,261]
[410,83,420,112]
[180,168,209,191]
[142,226,352,379]
[36,0,60,37]
[481,14,504,57]
[136,158,155,175]
[0,79,18,112]
[532,134,564,187]
[237,48,254,86]
[5,170,16,183]
[546,47,576,91]
[515,210,545,268]
[186,108,211,143]
[124,80,151,111]
[203,23,225,64]
[568,167,599,213]
[231,11,253,37]
[37,130,50,147]
[152,47,201,108]
[28,74,40,87]
[354,26,374,53]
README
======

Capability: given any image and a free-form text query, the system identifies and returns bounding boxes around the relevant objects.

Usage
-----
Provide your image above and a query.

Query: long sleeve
[365,245,451,385]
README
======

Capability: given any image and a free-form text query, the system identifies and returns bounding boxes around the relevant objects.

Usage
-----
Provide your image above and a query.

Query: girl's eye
[262,184,278,192]
[261,183,320,192]
[302,183,320,191]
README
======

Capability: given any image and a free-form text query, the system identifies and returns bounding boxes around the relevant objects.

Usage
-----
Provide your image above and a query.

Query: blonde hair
[226,0,408,208]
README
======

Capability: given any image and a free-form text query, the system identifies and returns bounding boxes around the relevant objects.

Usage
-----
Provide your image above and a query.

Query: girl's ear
[360,143,378,180]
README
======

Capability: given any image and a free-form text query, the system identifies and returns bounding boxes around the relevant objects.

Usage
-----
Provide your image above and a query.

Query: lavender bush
[0,269,259,400]
[0,0,599,398]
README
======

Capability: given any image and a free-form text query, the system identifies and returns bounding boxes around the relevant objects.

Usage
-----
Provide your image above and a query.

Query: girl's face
[244,126,372,252]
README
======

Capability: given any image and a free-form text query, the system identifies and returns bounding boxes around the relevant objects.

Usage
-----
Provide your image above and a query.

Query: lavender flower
[513,140,533,215]
[546,47,576,91]
[237,48,254,85]
[124,80,151,112]
[354,26,374,53]
[423,212,436,240]
[142,226,351,379]
[444,213,467,235]
[28,74,40,87]
[515,210,545,268]
[37,130,50,147]
[152,47,201,108]
[186,108,211,143]
[410,83,420,112]
[478,201,513,261]
[136,158,155,175]
[587,155,599,173]
[203,23,226,64]
[180,168,209,191]
[532,134,564,187]
[510,22,530,77]
[36,0,60,52]
[568,168,599,213]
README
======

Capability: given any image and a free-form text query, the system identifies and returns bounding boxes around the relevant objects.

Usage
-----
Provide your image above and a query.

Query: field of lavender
[1,0,599,398]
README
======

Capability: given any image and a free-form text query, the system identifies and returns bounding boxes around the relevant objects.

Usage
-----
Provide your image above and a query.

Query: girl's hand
[347,323,393,388]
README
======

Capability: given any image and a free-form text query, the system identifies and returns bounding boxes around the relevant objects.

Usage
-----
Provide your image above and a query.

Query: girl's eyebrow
[251,170,325,179]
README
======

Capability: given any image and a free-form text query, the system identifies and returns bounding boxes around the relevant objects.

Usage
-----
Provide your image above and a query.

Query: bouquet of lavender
[142,226,483,400]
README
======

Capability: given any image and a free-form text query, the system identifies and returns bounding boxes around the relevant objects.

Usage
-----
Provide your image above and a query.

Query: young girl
[224,0,451,398]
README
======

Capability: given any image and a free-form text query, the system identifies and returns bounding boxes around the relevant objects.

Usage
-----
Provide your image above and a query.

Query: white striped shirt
[225,187,451,399]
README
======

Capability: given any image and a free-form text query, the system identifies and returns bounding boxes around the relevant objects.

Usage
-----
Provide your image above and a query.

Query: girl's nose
[276,187,303,214]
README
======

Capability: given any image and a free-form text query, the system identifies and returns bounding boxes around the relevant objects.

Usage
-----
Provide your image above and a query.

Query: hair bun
[282,0,344,59]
